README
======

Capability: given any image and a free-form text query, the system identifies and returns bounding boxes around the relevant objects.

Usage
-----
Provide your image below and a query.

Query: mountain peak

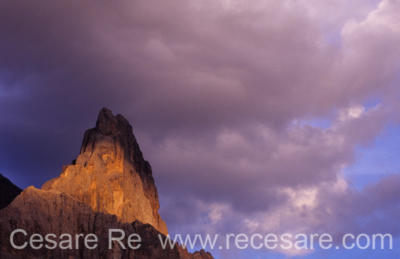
[43,108,168,234]
[96,107,119,134]
[95,107,129,135]
[1,108,214,258]
[80,108,148,177]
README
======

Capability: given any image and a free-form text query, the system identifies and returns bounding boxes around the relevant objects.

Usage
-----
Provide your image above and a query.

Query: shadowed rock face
[0,174,21,210]
[42,108,167,235]
[0,187,213,259]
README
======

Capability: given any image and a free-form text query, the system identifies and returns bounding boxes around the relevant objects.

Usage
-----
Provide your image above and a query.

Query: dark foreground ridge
[0,108,214,259]
[0,174,21,210]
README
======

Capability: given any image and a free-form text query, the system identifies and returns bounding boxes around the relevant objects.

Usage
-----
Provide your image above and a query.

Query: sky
[1,0,400,258]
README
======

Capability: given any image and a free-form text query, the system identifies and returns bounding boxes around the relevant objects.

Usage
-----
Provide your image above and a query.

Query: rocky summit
[0,108,213,259]
[42,108,167,235]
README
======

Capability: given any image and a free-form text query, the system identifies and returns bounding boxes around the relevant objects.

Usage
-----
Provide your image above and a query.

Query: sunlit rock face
[42,108,168,235]
[0,187,213,259]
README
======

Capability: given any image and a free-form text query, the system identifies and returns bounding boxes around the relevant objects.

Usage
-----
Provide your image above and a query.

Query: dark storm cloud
[0,0,146,185]
[1,0,400,247]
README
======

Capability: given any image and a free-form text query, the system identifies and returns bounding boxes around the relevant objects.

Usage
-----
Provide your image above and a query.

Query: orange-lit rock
[0,186,213,259]
[42,108,167,235]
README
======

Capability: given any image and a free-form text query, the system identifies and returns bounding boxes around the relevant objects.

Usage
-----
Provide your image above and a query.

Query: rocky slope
[0,173,21,210]
[0,187,213,259]
[42,108,167,235]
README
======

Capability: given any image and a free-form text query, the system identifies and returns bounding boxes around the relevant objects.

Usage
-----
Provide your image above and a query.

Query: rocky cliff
[42,108,167,235]
[0,187,213,259]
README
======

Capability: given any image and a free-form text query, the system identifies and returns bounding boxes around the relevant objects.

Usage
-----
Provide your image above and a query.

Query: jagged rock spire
[80,108,153,183]
[43,108,168,234]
